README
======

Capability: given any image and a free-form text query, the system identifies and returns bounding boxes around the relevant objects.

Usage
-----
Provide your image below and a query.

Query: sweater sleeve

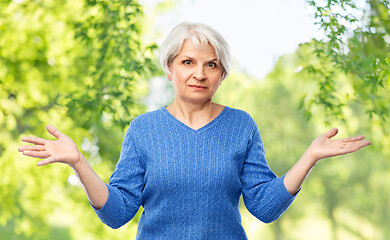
[241,124,296,223]
[91,122,145,229]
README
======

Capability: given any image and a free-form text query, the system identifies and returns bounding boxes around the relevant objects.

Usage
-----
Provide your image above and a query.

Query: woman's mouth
[189,85,207,89]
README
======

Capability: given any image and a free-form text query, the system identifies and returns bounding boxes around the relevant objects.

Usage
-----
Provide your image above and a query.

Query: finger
[341,140,371,154]
[37,156,56,166]
[360,140,371,147]
[343,135,365,142]
[22,150,50,159]
[21,136,46,145]
[325,128,338,138]
[18,145,46,152]
[46,124,63,139]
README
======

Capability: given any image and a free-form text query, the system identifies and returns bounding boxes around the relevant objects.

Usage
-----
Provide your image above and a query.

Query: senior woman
[18,22,371,239]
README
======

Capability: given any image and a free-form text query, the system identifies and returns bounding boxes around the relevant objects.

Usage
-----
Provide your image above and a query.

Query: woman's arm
[283,128,371,195]
[18,125,108,209]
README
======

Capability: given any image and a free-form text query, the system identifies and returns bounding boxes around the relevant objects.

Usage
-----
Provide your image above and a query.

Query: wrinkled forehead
[183,34,219,57]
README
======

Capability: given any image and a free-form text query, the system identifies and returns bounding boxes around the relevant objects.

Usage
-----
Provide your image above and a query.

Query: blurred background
[1,0,389,239]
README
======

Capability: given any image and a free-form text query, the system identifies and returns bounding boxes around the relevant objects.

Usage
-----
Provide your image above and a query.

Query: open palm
[18,125,82,167]
[309,128,371,161]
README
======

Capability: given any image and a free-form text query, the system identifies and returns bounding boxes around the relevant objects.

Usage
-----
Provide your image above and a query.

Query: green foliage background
[1,0,153,239]
[1,0,389,239]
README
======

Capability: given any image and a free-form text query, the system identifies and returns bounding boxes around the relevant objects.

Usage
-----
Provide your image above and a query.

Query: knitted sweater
[92,106,296,239]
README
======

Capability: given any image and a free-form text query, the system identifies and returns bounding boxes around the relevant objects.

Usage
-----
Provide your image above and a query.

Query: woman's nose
[193,65,206,80]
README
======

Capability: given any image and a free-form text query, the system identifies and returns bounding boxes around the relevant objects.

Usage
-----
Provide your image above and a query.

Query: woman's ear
[167,73,172,81]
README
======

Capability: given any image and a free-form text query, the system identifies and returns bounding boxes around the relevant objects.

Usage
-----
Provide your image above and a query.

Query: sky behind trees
[141,0,323,78]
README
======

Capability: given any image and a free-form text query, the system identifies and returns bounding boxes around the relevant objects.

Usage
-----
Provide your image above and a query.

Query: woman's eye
[183,60,192,65]
[207,62,217,68]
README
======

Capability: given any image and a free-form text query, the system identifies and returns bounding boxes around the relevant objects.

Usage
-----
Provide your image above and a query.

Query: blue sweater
[92,106,296,239]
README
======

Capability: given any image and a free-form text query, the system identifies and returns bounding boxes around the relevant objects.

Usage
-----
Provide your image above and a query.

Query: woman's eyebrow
[178,55,194,60]
[179,55,218,62]
[176,55,218,64]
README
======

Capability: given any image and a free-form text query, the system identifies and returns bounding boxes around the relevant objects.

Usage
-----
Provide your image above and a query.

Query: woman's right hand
[18,125,83,167]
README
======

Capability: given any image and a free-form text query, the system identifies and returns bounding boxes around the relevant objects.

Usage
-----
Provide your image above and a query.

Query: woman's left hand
[283,128,371,195]
[307,128,371,162]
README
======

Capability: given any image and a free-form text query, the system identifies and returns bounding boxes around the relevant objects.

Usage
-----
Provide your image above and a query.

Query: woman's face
[168,40,223,105]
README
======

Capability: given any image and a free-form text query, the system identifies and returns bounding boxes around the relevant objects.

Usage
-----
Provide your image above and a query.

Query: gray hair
[159,22,231,80]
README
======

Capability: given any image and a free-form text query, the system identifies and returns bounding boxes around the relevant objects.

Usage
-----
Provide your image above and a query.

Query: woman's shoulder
[129,107,165,128]
[225,106,256,124]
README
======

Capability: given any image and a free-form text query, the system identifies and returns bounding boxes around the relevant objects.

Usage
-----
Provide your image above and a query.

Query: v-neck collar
[160,106,230,134]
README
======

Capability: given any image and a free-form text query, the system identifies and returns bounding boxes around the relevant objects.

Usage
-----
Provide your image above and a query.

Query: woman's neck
[166,99,223,130]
